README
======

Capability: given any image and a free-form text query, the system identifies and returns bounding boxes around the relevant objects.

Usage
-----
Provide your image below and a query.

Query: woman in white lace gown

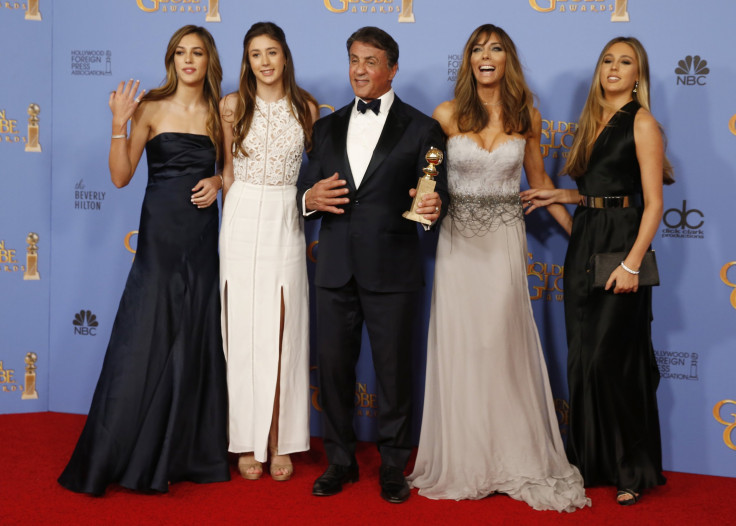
[408,25,589,512]
[219,22,319,481]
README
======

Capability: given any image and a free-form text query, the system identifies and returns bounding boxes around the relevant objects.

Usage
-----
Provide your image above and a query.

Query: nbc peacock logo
[73,309,99,336]
[675,55,710,86]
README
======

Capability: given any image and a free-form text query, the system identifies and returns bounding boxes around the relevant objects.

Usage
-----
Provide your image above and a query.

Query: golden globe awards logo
[527,253,564,302]
[541,119,577,159]
[713,400,736,451]
[1,104,42,151]
[125,230,138,261]
[0,352,39,399]
[554,398,569,438]
[324,0,415,22]
[720,261,736,310]
[729,114,736,136]
[136,0,221,21]
[0,0,42,19]
[529,0,630,21]
[308,366,378,418]
[0,233,41,279]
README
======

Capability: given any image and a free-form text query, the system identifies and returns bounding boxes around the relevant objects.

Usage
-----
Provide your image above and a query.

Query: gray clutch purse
[590,250,660,288]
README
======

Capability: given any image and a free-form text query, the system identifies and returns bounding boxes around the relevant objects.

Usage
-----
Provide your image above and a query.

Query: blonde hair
[454,24,533,135]
[563,36,673,184]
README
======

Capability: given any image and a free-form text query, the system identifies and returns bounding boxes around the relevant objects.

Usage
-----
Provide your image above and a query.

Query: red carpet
[2,412,733,525]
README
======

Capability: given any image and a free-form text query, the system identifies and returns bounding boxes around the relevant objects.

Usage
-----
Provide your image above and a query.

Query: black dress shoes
[312,464,359,496]
[379,465,410,503]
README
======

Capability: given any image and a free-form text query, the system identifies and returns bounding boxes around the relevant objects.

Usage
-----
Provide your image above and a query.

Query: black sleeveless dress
[58,133,230,495]
[564,101,666,492]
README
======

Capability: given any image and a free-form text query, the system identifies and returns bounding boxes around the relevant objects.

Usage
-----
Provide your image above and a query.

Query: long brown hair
[142,25,223,161]
[230,22,317,158]
[563,36,674,184]
[454,24,533,135]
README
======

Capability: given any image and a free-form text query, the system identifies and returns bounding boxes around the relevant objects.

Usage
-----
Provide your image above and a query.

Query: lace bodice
[446,135,525,236]
[233,96,305,186]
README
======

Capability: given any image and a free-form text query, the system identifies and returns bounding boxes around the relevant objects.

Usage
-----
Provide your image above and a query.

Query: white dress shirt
[346,89,394,188]
[303,89,395,216]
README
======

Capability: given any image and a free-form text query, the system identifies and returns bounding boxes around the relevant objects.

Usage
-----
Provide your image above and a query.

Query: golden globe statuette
[23,233,40,281]
[403,147,443,226]
[611,0,630,22]
[206,0,221,22]
[25,0,42,20]
[25,104,42,153]
[398,0,415,23]
[21,352,39,400]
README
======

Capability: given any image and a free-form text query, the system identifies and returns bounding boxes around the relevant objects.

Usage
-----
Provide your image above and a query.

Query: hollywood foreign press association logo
[675,55,709,86]
[655,349,699,381]
[73,309,99,336]
[71,50,112,77]
[661,200,704,239]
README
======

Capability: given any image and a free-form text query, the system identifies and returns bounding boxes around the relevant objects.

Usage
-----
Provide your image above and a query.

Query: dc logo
[663,200,704,230]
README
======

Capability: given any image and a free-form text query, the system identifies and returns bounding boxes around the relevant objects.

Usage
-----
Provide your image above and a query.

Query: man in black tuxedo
[296,26,447,503]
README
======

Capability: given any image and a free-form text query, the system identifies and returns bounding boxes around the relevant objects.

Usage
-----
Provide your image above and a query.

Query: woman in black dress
[521,36,673,505]
[58,25,229,495]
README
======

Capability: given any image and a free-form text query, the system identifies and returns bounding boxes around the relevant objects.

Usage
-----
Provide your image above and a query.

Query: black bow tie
[357,98,381,115]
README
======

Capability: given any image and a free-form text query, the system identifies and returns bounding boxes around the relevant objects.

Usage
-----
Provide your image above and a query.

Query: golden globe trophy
[611,0,630,22]
[398,0,415,23]
[206,0,221,22]
[21,352,39,400]
[402,147,443,226]
[25,104,42,153]
[25,0,42,20]
[23,233,40,281]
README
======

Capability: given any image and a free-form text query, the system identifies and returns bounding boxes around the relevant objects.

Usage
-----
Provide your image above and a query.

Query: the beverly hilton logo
[136,0,221,21]
[529,0,630,21]
[675,55,709,86]
[541,119,577,159]
[1,104,42,151]
[324,0,415,22]
[713,400,736,451]
[720,261,736,310]
[73,310,99,336]
[0,0,42,19]
[527,253,564,302]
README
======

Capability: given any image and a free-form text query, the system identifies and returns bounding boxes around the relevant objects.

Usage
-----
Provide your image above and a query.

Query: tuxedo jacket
[297,96,448,293]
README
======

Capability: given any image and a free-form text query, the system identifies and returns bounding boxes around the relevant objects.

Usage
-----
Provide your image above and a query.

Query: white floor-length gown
[220,96,310,462]
[408,135,590,512]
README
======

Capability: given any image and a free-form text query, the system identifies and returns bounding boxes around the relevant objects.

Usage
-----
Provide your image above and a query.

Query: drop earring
[632,80,639,94]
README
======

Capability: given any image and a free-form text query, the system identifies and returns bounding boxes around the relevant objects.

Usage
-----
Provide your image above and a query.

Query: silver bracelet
[620,261,640,275]
[111,134,127,139]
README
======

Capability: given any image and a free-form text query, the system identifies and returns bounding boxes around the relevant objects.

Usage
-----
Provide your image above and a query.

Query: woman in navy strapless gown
[58,25,229,495]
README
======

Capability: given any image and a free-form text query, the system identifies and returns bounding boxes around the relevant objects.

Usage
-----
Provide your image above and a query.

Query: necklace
[482,100,502,106]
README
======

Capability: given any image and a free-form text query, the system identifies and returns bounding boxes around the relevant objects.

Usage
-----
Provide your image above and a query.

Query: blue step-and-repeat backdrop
[1,0,734,478]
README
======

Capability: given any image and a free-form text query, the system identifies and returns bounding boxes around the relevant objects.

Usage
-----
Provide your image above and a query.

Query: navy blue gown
[59,133,230,495]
